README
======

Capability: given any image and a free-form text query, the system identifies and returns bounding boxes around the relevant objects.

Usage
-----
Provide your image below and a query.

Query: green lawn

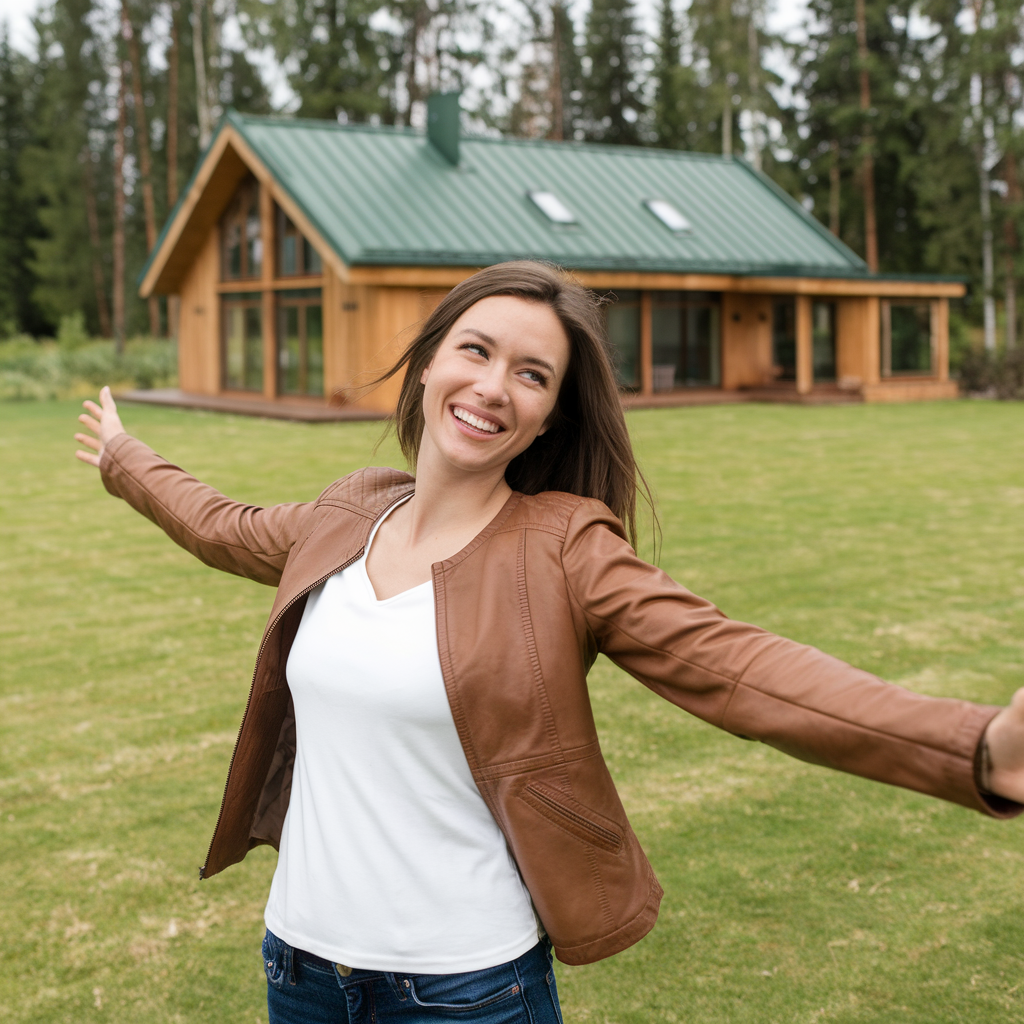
[1,398,1022,1023]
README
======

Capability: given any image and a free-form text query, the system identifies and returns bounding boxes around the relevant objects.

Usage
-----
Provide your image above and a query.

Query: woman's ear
[420,360,432,386]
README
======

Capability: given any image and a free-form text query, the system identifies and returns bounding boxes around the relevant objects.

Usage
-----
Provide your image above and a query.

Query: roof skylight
[645,198,692,233]
[528,190,577,224]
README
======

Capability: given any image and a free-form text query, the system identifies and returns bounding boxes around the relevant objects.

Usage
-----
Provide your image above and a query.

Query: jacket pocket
[520,782,623,854]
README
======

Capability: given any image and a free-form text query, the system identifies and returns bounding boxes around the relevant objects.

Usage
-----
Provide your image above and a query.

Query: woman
[76,262,1024,1024]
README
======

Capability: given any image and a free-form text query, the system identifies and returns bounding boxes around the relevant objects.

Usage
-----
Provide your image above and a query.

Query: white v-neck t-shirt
[263,497,540,973]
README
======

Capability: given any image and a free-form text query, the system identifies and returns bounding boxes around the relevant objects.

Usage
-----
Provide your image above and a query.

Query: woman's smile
[450,403,506,437]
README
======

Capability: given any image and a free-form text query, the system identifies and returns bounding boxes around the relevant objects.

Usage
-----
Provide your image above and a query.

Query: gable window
[277,289,323,396]
[222,293,263,392]
[221,177,262,280]
[277,206,323,277]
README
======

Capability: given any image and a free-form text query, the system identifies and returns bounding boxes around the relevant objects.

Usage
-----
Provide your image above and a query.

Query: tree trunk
[854,0,877,271]
[971,71,996,352]
[192,0,212,148]
[1004,149,1020,349]
[829,139,841,235]
[113,63,127,353]
[722,95,732,157]
[81,150,112,338]
[978,140,996,352]
[168,1,179,208]
[122,1,160,336]
[746,13,761,171]
[549,3,563,141]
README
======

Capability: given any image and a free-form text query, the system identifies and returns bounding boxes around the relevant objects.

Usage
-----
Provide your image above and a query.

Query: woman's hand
[74,386,126,468]
[982,687,1024,802]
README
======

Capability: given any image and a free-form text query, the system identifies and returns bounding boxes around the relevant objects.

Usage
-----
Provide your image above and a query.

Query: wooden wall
[177,228,220,394]
[835,296,880,388]
[326,283,449,414]
[721,293,773,389]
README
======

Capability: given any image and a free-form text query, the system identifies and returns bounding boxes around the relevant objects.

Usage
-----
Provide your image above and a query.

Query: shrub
[0,335,177,401]
[956,345,1024,400]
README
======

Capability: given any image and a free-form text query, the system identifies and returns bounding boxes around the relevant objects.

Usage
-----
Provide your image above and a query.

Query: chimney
[427,92,461,166]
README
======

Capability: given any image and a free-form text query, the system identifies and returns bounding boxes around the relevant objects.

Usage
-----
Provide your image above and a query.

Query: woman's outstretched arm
[562,498,1024,811]
[74,388,314,587]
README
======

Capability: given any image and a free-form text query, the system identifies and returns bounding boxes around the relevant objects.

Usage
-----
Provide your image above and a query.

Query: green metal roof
[216,112,873,277]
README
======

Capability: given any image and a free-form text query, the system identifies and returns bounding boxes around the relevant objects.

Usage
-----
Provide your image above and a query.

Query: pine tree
[795,0,931,273]
[552,1,583,140]
[21,0,115,335]
[652,0,687,148]
[581,0,644,144]
[0,27,45,335]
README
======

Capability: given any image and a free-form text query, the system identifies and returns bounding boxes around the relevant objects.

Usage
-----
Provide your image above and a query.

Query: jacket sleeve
[99,432,314,587]
[561,499,1021,819]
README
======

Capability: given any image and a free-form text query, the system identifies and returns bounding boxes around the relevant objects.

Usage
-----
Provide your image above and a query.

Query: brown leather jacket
[100,432,1018,966]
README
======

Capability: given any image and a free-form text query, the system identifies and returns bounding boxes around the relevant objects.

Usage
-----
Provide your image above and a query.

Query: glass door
[221,293,263,392]
[277,289,324,396]
[812,301,836,382]
[651,292,721,390]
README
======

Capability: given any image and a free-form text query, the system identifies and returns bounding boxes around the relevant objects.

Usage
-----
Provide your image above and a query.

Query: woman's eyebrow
[460,328,558,377]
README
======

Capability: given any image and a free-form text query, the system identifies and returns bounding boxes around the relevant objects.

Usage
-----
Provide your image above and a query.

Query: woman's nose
[474,367,509,405]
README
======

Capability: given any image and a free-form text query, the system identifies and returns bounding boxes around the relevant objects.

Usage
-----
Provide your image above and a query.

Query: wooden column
[640,291,653,396]
[933,298,949,381]
[863,296,881,385]
[796,294,813,395]
[260,182,276,399]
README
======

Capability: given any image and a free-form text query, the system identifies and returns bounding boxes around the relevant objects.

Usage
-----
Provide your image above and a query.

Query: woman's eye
[461,343,488,358]
[520,369,547,386]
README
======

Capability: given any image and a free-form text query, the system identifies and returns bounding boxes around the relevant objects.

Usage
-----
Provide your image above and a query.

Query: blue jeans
[263,929,564,1023]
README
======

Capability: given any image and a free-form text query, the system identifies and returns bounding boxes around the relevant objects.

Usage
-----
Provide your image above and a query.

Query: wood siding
[177,227,219,394]
[721,293,772,389]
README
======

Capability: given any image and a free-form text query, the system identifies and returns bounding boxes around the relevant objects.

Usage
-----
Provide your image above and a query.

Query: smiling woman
[73,260,1024,1024]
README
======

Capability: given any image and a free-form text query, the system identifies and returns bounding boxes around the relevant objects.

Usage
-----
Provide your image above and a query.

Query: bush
[0,335,178,401]
[957,345,1024,399]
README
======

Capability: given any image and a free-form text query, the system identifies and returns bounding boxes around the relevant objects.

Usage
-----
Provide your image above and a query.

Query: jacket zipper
[199,548,366,879]
[526,784,622,850]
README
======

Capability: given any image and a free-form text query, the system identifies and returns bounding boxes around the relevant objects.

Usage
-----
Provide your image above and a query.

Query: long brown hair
[369,261,652,547]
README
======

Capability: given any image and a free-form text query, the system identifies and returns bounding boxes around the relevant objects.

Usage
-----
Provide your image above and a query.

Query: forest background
[0,0,1022,359]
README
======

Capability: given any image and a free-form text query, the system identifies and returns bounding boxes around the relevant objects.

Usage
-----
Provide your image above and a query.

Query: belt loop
[284,941,296,987]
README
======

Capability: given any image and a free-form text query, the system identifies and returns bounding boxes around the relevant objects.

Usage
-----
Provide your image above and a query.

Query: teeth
[453,407,501,433]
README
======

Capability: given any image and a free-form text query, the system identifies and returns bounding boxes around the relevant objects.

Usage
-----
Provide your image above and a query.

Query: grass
[1,398,1022,1023]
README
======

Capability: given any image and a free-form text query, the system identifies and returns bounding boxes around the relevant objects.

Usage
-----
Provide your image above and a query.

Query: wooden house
[137,98,964,418]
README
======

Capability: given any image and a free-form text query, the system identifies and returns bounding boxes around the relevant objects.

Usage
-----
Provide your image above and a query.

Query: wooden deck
[116,389,387,422]
[119,378,958,422]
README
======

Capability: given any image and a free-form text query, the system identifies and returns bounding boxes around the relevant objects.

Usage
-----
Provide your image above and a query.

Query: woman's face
[418,295,571,480]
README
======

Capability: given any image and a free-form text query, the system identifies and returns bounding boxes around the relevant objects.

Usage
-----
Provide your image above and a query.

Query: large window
[277,206,323,277]
[652,292,721,390]
[772,300,796,381]
[605,290,641,389]
[222,293,263,391]
[812,301,836,382]
[277,289,323,396]
[881,301,932,375]
[221,177,262,280]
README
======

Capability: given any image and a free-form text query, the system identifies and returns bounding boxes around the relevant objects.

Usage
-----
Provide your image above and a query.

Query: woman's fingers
[100,385,118,414]
[75,449,101,468]
[78,412,101,434]
[74,432,101,451]
[75,389,124,470]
